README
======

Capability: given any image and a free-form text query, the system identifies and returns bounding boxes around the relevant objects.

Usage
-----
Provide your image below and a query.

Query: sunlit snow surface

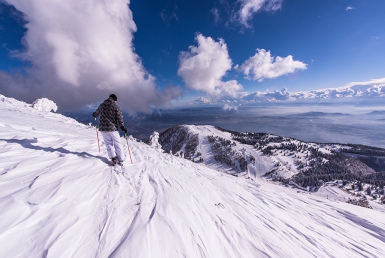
[1,94,385,257]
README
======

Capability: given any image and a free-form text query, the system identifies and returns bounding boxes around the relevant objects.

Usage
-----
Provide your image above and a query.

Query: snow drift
[1,94,385,257]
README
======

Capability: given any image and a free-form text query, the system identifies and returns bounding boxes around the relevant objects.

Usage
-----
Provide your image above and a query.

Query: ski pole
[95,117,100,153]
[96,129,101,153]
[125,133,133,164]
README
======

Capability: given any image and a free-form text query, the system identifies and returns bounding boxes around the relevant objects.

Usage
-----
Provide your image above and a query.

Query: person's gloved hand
[121,126,128,133]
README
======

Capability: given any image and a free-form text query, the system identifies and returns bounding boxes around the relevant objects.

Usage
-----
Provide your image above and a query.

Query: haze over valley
[66,98,385,149]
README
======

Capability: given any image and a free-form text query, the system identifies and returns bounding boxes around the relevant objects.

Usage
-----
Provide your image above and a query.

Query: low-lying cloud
[1,0,180,113]
[236,48,307,81]
[235,0,283,27]
[177,34,243,98]
[222,103,239,111]
[192,78,385,104]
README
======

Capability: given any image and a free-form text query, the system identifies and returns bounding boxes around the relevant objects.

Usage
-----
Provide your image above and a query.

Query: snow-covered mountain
[159,125,272,177]
[159,125,385,190]
[1,94,385,257]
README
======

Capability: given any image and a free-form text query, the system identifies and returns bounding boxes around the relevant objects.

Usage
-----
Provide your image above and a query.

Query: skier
[93,94,127,166]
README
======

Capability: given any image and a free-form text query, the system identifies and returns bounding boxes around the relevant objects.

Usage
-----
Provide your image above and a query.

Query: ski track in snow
[1,95,385,257]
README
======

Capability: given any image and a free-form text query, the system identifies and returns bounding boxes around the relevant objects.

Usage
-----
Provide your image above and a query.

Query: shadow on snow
[1,138,110,165]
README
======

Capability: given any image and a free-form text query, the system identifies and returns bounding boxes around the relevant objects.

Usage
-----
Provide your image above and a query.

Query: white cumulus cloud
[236,0,283,27]
[1,0,180,112]
[346,6,355,11]
[237,49,307,82]
[177,34,242,97]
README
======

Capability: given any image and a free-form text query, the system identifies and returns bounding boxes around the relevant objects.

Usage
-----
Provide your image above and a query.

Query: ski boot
[111,157,118,165]
[117,160,124,167]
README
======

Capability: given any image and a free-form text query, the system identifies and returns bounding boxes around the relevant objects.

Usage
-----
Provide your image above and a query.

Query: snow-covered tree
[32,98,57,112]
[147,132,163,151]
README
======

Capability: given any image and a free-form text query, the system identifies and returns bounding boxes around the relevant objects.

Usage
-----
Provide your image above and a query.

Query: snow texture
[32,98,58,112]
[1,94,385,257]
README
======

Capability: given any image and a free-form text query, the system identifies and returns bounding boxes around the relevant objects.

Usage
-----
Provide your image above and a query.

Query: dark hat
[109,94,117,101]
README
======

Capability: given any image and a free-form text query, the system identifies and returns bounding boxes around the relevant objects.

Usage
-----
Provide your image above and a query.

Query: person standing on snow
[93,94,127,166]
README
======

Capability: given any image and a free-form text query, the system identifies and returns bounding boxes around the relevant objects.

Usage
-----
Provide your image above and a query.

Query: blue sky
[131,0,385,91]
[0,0,384,111]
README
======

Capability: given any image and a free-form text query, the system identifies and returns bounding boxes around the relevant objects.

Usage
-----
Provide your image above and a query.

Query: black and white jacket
[93,97,125,132]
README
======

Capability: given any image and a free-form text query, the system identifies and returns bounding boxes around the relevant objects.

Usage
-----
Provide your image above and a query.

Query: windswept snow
[1,95,385,257]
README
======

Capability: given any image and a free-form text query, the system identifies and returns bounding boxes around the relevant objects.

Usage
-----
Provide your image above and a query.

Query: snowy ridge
[160,125,272,176]
[159,124,330,177]
[1,95,385,257]
[160,125,385,191]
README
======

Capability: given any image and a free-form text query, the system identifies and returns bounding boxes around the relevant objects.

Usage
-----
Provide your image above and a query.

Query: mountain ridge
[1,94,385,257]
[159,125,385,190]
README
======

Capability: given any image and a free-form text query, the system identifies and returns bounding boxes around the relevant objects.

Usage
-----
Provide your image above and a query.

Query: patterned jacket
[93,97,125,132]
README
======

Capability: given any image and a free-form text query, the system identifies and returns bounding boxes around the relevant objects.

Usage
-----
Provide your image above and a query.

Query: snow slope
[182,125,273,176]
[159,125,347,179]
[1,94,385,257]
